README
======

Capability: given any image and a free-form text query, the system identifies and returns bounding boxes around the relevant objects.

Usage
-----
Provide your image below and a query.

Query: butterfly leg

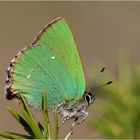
[63,117,78,137]
[76,111,88,125]
[71,117,78,131]
[76,115,87,125]
[70,110,88,132]
[58,116,71,128]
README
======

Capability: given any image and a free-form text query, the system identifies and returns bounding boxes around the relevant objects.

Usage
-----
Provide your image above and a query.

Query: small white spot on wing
[27,74,31,79]
[27,69,34,79]
[51,56,55,59]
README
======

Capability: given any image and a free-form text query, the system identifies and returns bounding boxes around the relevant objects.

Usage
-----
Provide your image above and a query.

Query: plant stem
[53,108,59,139]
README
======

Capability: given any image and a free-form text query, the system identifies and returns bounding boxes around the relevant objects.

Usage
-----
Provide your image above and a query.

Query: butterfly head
[84,91,95,106]
[83,67,113,107]
[83,80,113,107]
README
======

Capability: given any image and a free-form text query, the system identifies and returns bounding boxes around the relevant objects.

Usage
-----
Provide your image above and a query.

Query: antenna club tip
[107,81,113,85]
[101,67,106,72]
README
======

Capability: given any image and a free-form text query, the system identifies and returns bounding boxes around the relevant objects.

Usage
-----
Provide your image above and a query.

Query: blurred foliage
[0,88,71,139]
[90,53,140,138]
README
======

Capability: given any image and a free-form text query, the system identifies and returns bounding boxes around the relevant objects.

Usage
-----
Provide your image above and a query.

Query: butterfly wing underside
[7,17,86,109]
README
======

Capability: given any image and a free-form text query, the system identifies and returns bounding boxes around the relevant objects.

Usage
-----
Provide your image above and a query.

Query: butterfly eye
[88,92,92,97]
[85,93,92,106]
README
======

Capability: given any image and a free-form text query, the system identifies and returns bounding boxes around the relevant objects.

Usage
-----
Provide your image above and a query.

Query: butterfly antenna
[87,67,106,92]
[92,81,113,90]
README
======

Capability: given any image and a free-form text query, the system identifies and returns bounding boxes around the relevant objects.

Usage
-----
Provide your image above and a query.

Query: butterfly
[5,17,112,129]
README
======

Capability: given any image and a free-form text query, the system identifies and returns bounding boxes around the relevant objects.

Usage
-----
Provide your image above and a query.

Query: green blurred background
[0,1,140,139]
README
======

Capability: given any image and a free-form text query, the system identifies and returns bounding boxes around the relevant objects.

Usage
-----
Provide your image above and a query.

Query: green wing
[12,17,85,109]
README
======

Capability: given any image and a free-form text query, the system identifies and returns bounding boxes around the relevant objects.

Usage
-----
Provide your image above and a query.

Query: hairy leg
[77,112,88,125]
[58,116,71,128]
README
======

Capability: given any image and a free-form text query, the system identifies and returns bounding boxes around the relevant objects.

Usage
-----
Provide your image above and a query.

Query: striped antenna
[92,81,113,90]
[87,67,106,92]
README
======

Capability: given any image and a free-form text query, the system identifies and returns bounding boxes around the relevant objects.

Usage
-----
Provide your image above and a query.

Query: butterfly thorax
[57,91,95,123]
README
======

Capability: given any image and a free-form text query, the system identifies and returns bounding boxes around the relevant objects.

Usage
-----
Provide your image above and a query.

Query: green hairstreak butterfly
[5,17,112,127]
